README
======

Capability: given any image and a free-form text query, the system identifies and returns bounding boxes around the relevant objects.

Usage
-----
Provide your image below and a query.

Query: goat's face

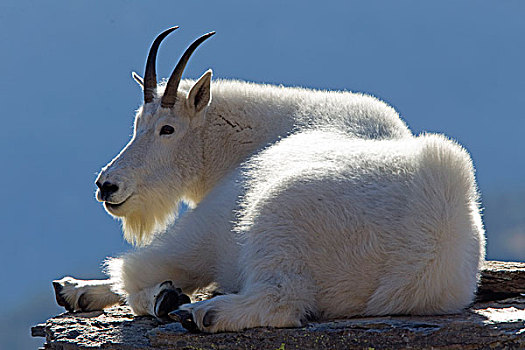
[95,28,214,245]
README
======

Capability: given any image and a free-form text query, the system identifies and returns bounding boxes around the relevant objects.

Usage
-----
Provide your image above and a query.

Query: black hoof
[169,309,200,333]
[77,292,90,311]
[154,284,191,321]
[53,281,74,312]
[203,310,216,328]
[159,280,173,289]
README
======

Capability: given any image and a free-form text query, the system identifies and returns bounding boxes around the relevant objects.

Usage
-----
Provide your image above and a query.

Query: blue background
[0,1,524,348]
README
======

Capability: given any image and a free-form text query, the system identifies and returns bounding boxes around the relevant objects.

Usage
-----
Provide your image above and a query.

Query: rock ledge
[33,261,525,350]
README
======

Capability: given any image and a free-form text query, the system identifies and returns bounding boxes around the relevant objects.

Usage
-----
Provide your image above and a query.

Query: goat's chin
[117,196,179,246]
[104,202,127,217]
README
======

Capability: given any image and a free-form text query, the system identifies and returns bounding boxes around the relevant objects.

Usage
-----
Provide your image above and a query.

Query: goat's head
[95,27,215,245]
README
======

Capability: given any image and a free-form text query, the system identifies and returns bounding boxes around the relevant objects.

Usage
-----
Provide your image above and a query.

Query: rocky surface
[477,261,525,301]
[33,261,525,350]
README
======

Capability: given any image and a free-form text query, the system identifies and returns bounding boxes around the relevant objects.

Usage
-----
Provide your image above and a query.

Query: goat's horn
[161,31,216,108]
[144,26,179,104]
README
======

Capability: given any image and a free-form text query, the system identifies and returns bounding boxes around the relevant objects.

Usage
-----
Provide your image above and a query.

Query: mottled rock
[33,261,525,349]
[477,261,525,301]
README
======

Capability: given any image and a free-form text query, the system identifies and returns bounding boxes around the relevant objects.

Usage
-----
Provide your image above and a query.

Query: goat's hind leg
[177,226,318,332]
[177,271,316,333]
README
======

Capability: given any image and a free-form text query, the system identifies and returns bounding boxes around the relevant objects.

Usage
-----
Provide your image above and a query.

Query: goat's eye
[159,125,175,135]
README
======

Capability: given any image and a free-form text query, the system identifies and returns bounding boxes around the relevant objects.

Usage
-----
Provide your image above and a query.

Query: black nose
[96,181,119,201]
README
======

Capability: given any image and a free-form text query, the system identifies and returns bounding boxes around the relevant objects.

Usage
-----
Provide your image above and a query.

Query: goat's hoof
[169,309,200,333]
[154,281,191,322]
[203,309,216,328]
[52,280,74,312]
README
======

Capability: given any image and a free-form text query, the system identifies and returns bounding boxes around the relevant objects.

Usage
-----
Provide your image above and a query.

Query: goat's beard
[120,189,180,246]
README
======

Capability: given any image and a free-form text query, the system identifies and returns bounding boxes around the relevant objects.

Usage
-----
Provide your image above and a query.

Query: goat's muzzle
[96,181,119,202]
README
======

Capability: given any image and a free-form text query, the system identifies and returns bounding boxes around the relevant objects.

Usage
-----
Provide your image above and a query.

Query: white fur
[62,70,485,332]
[53,277,121,312]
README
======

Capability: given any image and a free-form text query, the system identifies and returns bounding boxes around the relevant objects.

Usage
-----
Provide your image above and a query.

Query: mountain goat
[53,27,485,333]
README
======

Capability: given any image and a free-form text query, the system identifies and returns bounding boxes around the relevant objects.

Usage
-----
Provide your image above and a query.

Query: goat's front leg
[111,229,219,320]
[126,280,191,321]
[52,277,123,312]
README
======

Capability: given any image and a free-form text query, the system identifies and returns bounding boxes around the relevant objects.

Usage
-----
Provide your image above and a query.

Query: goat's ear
[132,72,144,90]
[186,69,212,114]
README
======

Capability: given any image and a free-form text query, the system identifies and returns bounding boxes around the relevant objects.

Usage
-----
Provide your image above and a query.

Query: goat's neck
[192,93,296,202]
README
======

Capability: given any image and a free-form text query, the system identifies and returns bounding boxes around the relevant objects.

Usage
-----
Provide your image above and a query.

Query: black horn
[161,31,216,108]
[143,26,179,104]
